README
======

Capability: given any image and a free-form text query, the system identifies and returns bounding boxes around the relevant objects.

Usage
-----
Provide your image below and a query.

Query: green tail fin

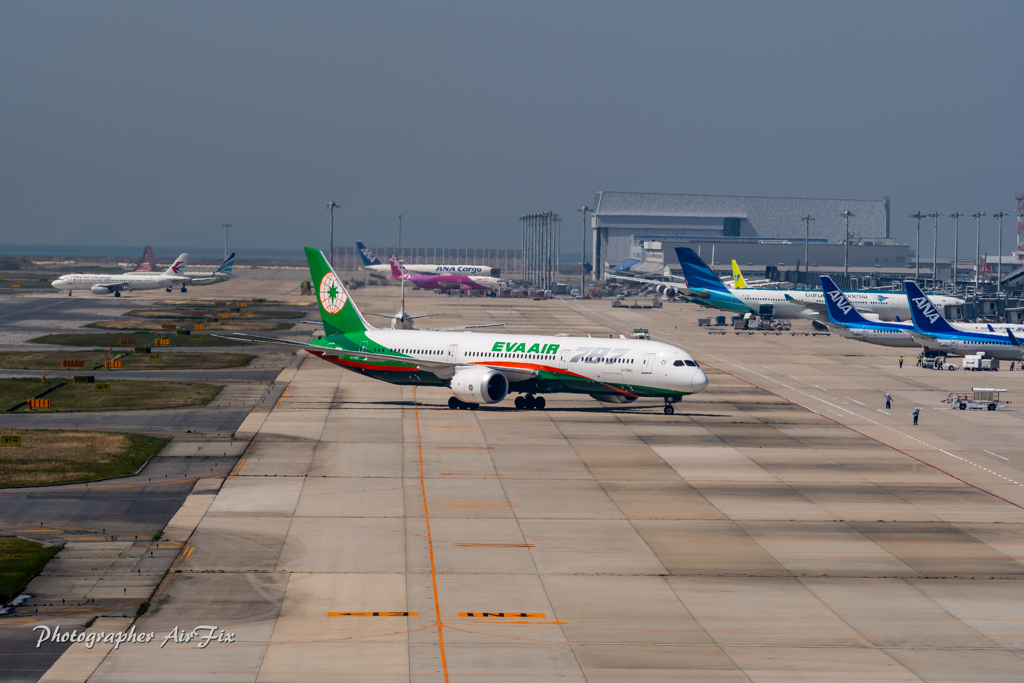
[304,247,372,337]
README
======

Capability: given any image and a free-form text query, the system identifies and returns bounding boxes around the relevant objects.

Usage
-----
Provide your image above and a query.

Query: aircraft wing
[367,313,442,320]
[214,332,536,382]
[605,273,709,299]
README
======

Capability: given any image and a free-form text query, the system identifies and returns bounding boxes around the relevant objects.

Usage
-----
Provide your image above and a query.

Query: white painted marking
[985,450,1009,461]
[876,409,889,415]
[846,397,866,406]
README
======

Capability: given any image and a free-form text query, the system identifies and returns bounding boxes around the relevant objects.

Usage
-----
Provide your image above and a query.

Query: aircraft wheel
[166,287,172,292]
[664,404,675,415]
[181,287,187,293]
[514,396,525,410]
[114,291,121,298]
[468,403,479,410]
[448,397,461,410]
[534,396,546,410]
[524,395,536,410]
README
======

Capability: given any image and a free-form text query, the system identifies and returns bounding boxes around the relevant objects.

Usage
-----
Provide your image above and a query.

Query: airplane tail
[165,253,188,275]
[388,255,411,278]
[731,260,747,288]
[674,248,729,292]
[903,281,958,335]
[820,277,872,325]
[216,253,235,276]
[305,247,372,337]
[357,242,382,267]
[134,246,157,272]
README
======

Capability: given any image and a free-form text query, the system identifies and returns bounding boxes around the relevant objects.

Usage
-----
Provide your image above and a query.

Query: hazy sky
[2,1,1021,257]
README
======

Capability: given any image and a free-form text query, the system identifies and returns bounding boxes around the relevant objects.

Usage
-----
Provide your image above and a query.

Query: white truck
[942,388,1010,411]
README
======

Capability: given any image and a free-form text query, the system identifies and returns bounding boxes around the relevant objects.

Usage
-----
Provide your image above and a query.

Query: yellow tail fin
[731,260,747,289]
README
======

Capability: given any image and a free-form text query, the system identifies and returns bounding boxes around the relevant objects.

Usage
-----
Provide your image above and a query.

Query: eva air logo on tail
[319,272,348,314]
[828,289,853,314]
[911,296,940,323]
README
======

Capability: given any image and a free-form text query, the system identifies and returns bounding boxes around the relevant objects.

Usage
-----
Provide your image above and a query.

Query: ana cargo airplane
[357,241,497,279]
[227,248,708,413]
[51,254,189,297]
[389,256,502,292]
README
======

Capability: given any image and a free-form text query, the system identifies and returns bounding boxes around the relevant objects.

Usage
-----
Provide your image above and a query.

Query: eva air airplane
[229,248,708,414]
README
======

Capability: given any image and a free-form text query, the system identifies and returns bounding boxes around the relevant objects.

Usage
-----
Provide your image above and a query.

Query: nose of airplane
[690,369,709,393]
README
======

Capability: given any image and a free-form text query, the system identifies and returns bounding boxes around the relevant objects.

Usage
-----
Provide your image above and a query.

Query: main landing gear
[166,287,172,292]
[448,397,479,410]
[180,286,187,293]
[114,291,121,298]
[664,397,678,415]
[514,394,546,410]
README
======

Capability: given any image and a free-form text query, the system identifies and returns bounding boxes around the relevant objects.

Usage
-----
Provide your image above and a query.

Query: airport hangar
[589,190,908,279]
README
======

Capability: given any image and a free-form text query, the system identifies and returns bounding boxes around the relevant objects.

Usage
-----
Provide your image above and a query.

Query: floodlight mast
[800,215,814,277]
[926,212,942,287]
[910,212,926,282]
[948,211,964,287]
[578,206,591,297]
[841,210,854,277]
[993,211,1007,294]
[972,211,986,293]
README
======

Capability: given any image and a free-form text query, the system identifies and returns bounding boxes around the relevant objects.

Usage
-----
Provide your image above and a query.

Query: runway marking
[275,385,292,405]
[413,387,450,683]
[328,611,418,617]
[846,397,866,405]
[458,613,546,618]
[985,450,1009,461]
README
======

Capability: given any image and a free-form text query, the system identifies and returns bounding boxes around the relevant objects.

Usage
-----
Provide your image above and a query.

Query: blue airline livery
[904,280,1024,360]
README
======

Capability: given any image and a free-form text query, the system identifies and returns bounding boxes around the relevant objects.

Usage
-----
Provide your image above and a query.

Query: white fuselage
[324,329,709,396]
[51,272,186,292]
[731,288,964,321]
[835,320,1024,352]
[362,263,495,279]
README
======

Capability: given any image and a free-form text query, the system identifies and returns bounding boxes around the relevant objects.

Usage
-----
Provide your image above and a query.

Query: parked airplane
[904,280,1024,360]
[51,254,189,297]
[820,277,917,347]
[389,256,501,292]
[729,260,771,289]
[173,253,236,290]
[228,248,708,413]
[131,246,158,272]
[655,248,963,321]
[357,241,497,278]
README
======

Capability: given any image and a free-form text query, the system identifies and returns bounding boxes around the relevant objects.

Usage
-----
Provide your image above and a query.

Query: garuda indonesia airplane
[229,248,708,413]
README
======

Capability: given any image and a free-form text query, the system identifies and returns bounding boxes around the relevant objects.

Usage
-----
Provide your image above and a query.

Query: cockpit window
[684,360,697,367]
[673,360,684,367]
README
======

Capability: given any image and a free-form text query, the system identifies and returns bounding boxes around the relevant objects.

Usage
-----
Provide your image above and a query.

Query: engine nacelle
[656,284,677,297]
[590,393,638,404]
[90,285,113,295]
[450,366,508,404]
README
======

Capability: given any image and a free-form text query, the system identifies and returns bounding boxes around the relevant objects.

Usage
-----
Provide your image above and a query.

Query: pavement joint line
[705,355,1024,506]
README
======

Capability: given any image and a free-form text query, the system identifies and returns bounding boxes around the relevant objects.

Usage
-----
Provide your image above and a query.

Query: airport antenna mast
[326,201,341,269]
[993,211,1007,294]
[800,215,814,276]
[948,211,964,287]
[910,212,926,282]
[221,223,232,262]
[926,212,942,287]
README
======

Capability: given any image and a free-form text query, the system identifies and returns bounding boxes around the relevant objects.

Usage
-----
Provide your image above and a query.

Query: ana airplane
[173,253,236,290]
[229,248,708,414]
[51,254,189,297]
[904,280,1024,360]
[389,256,501,292]
[357,241,497,279]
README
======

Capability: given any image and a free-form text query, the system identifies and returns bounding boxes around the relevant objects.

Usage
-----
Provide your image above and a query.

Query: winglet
[731,260,747,288]
[903,280,958,335]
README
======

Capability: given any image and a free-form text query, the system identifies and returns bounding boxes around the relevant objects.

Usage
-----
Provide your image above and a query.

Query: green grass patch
[5,380,222,413]
[0,378,58,412]
[30,332,251,347]
[0,536,61,604]
[85,320,295,332]
[125,308,307,320]
[0,350,253,371]
[0,429,168,487]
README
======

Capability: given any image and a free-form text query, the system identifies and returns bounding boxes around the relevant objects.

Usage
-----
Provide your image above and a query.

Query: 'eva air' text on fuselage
[491,342,560,354]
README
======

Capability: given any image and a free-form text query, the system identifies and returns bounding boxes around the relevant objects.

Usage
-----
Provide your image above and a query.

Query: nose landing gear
[663,397,678,415]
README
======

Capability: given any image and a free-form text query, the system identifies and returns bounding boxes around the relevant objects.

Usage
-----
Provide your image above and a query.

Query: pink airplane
[389,256,502,292]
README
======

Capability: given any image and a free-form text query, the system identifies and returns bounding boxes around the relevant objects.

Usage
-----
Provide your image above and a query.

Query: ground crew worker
[911,407,921,426]
[885,393,892,410]
[916,354,923,367]
[899,356,903,369]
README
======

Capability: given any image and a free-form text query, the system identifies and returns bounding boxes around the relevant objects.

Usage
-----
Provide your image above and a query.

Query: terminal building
[589,191,905,278]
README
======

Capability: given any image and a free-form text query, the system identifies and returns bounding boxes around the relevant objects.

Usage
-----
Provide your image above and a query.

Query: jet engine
[589,393,638,404]
[450,366,509,404]
[90,285,113,295]
[655,284,677,298]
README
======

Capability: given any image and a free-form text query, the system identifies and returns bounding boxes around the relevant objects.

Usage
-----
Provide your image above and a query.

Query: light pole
[949,211,964,288]
[910,212,925,282]
[972,211,985,293]
[993,211,1007,295]
[841,210,854,278]
[326,201,341,269]
[800,215,814,279]
[578,206,591,296]
[926,212,942,287]
[221,223,232,262]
